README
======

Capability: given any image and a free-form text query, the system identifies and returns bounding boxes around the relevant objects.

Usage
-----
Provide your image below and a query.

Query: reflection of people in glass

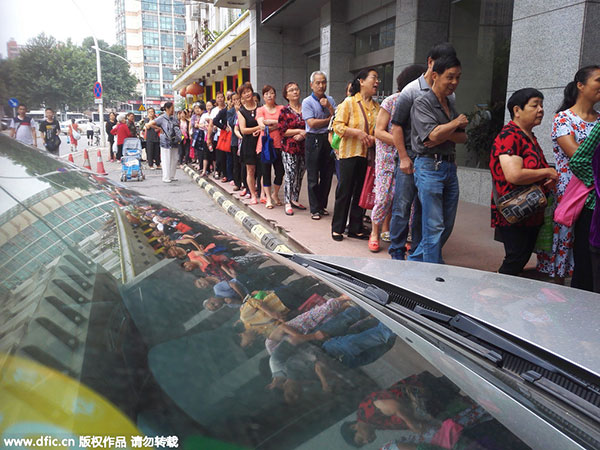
[341,373,454,446]
[238,290,291,347]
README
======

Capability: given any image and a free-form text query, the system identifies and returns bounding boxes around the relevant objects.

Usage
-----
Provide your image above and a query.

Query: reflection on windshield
[0,139,533,450]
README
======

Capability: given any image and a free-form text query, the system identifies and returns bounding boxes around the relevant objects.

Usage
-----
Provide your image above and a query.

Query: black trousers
[261,148,284,187]
[146,141,161,167]
[116,144,123,160]
[305,133,335,214]
[571,208,594,291]
[216,148,227,176]
[590,245,600,293]
[232,145,242,188]
[495,225,540,275]
[332,156,367,234]
[108,138,115,160]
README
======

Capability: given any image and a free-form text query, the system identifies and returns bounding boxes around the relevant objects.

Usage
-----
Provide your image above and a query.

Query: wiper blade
[290,254,389,306]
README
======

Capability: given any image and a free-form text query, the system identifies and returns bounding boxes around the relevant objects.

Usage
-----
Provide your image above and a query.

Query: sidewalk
[65,145,535,274]
[188,163,536,274]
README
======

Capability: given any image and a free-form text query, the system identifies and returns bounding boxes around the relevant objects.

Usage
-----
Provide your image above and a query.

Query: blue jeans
[408,156,459,264]
[322,322,395,367]
[388,160,422,260]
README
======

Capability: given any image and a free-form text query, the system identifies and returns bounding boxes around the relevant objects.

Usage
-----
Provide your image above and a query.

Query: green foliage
[0,33,138,112]
[465,102,505,168]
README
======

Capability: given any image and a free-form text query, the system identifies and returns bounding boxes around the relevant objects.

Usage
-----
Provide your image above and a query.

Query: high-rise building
[6,38,21,59]
[114,0,187,105]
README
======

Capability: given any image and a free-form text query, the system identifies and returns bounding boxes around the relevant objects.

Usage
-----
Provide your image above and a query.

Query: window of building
[146,83,161,97]
[161,50,173,64]
[143,48,159,63]
[144,66,160,80]
[355,18,395,56]
[163,83,172,92]
[173,1,185,15]
[143,32,159,46]
[161,33,173,47]
[141,0,157,11]
[142,13,158,29]
[174,18,185,32]
[162,67,174,81]
[174,35,185,49]
[449,0,514,167]
[159,1,171,13]
[160,16,173,30]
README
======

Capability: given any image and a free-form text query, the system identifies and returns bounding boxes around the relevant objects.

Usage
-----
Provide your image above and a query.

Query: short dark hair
[432,55,461,75]
[163,101,174,110]
[237,82,253,96]
[262,84,276,96]
[340,422,361,448]
[507,88,544,119]
[396,64,426,92]
[427,42,457,61]
[350,68,377,96]
[45,107,54,112]
[282,82,299,101]
[215,91,224,98]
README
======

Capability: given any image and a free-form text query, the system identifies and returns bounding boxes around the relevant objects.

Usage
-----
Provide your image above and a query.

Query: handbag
[71,127,81,141]
[358,165,376,210]
[216,129,232,152]
[554,175,593,226]
[535,195,554,251]
[493,183,547,224]
[260,126,276,164]
[358,101,376,165]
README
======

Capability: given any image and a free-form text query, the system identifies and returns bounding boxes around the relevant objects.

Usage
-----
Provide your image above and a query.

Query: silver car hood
[305,255,600,379]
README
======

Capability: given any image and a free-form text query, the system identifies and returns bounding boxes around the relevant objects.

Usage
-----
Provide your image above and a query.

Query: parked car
[0,134,599,450]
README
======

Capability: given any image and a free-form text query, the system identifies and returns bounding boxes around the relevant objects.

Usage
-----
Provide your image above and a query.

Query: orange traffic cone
[82,149,92,170]
[96,149,108,175]
[68,153,74,163]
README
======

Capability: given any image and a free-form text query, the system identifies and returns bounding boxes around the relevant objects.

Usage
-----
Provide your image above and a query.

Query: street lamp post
[91,46,146,112]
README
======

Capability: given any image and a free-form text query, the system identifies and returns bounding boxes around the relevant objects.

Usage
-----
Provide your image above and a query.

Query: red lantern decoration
[179,86,187,97]
[186,82,202,96]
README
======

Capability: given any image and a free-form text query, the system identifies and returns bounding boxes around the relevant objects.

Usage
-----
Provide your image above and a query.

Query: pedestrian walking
[10,104,38,147]
[408,55,467,263]
[106,112,117,161]
[39,107,61,154]
[490,88,558,275]
[537,65,600,291]
[68,119,80,152]
[302,71,336,220]
[388,43,457,261]
[331,68,380,241]
[278,82,307,216]
[148,102,181,183]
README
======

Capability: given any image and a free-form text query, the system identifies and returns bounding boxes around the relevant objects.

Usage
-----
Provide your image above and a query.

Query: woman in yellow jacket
[331,68,380,241]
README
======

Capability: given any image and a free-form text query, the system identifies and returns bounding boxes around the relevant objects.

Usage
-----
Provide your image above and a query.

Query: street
[49,136,253,243]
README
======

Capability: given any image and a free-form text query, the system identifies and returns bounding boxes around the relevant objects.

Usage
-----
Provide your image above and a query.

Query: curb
[183,166,310,255]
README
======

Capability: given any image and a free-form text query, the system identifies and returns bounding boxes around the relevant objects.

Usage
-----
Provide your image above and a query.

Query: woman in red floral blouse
[489,88,558,275]
[278,82,308,216]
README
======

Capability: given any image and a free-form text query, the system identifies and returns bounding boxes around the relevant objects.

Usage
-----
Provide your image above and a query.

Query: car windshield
[0,137,583,449]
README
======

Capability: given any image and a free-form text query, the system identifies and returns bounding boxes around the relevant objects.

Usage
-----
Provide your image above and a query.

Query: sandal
[291,202,307,210]
[248,197,258,205]
[380,231,391,242]
[331,232,344,241]
[348,231,369,240]
[311,212,321,220]
[271,196,283,206]
[285,204,294,215]
[368,236,380,252]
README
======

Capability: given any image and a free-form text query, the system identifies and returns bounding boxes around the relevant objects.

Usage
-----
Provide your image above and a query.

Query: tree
[0,33,138,112]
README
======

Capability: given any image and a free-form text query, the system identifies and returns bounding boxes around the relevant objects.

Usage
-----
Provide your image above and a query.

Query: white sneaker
[162,179,171,183]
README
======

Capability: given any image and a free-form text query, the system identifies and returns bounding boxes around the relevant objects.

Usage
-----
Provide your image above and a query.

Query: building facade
[6,39,21,60]
[172,0,600,205]
[115,0,187,106]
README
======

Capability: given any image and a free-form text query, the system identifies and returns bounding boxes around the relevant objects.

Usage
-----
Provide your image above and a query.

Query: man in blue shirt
[302,71,337,220]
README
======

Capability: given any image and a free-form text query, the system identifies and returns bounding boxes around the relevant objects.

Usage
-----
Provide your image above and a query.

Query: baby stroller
[120,137,145,182]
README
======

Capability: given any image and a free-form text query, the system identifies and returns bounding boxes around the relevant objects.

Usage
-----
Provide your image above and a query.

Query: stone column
[319,0,353,102]
[393,0,450,78]
[249,5,284,92]
[505,0,600,160]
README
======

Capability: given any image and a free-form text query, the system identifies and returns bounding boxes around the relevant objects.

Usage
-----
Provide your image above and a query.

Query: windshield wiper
[290,254,389,306]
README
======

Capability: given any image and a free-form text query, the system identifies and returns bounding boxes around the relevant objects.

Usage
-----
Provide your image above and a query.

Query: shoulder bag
[260,126,276,164]
[554,175,593,227]
[358,100,376,210]
[493,183,547,224]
